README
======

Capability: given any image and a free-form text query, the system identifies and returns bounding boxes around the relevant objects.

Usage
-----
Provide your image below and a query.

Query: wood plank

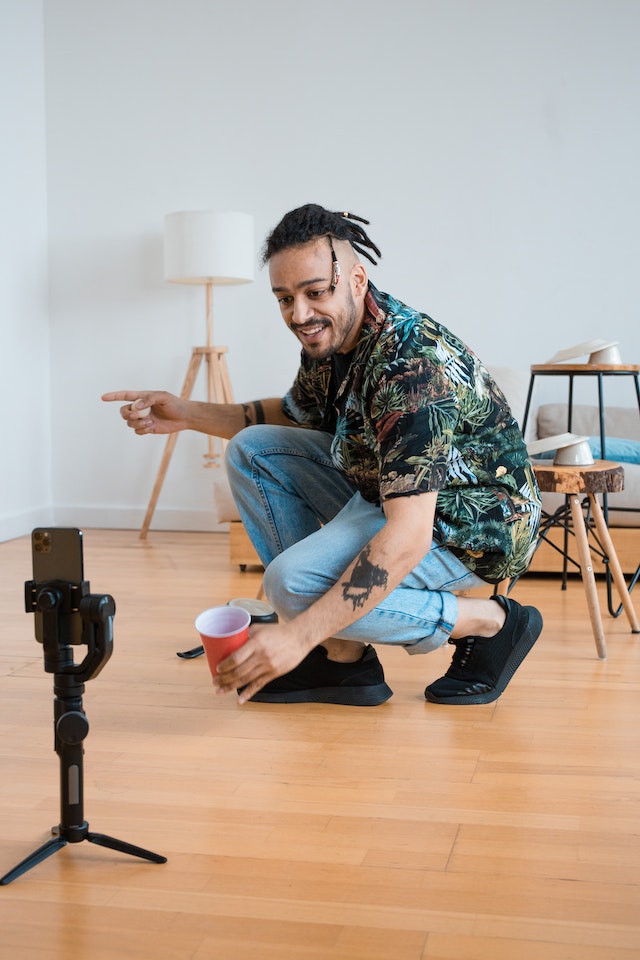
[1,529,640,958]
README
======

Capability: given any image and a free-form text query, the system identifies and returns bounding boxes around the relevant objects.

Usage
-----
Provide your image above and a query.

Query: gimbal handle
[24,581,115,683]
[77,593,115,682]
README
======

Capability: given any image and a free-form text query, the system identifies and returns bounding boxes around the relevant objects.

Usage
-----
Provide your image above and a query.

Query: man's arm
[101,391,294,438]
[215,491,439,701]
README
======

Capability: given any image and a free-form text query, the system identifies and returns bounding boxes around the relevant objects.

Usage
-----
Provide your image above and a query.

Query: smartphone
[32,528,85,645]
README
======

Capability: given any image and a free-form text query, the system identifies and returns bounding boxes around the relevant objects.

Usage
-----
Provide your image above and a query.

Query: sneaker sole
[425,606,543,705]
[249,681,393,706]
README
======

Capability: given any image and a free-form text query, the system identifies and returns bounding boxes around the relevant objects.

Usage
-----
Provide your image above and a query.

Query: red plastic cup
[194,605,251,680]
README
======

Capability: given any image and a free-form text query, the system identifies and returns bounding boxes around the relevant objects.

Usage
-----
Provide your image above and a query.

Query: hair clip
[328,236,340,290]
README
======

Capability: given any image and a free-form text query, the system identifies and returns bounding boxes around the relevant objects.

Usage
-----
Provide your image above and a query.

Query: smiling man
[103,204,543,707]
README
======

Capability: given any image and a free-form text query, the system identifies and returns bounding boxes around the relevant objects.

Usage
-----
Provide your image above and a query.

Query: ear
[350,261,368,298]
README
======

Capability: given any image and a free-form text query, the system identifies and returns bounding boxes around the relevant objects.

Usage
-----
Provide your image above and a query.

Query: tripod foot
[0,835,68,886]
[87,832,167,863]
[0,830,166,885]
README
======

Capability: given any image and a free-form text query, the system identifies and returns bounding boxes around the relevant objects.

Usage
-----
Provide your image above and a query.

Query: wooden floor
[1,529,639,959]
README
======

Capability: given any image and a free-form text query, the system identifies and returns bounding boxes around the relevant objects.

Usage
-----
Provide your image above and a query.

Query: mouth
[292,320,329,344]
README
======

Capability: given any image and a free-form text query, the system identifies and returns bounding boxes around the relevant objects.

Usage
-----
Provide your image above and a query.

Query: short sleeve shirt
[282,284,541,582]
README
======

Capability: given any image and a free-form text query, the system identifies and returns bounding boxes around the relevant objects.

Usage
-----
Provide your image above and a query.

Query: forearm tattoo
[241,400,266,427]
[341,545,389,611]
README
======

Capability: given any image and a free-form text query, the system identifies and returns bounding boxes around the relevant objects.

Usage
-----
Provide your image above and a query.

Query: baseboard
[0,507,227,543]
[0,508,54,543]
[528,524,638,576]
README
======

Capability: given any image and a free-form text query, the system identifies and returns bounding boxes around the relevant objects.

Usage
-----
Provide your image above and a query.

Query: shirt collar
[362,282,388,334]
[329,283,388,404]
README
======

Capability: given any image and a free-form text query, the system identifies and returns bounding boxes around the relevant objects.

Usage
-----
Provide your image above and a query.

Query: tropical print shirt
[282,284,541,582]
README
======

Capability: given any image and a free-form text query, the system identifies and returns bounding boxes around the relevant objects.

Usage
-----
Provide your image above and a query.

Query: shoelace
[446,637,476,675]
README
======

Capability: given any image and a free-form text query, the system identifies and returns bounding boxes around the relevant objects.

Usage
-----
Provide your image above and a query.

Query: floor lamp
[140,210,254,539]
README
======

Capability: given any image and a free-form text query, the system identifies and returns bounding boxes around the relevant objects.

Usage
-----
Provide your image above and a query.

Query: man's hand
[101,390,191,435]
[213,621,312,704]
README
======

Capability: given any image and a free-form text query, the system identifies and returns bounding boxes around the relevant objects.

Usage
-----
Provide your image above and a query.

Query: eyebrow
[271,276,330,294]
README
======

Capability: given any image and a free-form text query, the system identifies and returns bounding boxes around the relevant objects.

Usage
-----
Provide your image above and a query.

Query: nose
[290,296,314,326]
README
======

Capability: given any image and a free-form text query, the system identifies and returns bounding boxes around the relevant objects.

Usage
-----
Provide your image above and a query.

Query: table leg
[589,495,640,634]
[569,495,607,659]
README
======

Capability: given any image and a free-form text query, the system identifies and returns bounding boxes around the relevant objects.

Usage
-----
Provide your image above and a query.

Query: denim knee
[225,425,266,475]
[263,548,320,620]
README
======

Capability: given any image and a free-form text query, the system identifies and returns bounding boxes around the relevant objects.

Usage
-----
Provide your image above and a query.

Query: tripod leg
[87,832,167,864]
[140,349,204,539]
[203,347,233,466]
[0,835,68,886]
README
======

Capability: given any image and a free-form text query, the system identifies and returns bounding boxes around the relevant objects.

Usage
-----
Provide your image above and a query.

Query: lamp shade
[164,210,254,285]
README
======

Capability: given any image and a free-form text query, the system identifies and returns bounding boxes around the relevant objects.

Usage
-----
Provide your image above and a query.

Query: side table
[522,363,640,612]
[533,461,639,658]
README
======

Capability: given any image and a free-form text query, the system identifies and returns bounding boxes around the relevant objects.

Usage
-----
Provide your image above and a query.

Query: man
[103,204,542,707]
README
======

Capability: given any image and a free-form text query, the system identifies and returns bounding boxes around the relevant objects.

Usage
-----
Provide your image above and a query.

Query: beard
[295,292,359,361]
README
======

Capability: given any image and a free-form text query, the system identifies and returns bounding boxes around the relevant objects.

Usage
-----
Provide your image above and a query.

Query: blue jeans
[225,426,485,654]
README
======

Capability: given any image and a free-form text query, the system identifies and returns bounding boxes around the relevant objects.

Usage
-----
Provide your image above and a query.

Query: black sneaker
[247,644,393,706]
[424,595,542,705]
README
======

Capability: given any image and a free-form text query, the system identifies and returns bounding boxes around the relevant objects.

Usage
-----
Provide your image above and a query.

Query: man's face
[269,238,365,359]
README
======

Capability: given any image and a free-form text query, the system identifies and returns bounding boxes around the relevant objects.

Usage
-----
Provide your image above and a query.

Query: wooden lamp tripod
[140,210,254,540]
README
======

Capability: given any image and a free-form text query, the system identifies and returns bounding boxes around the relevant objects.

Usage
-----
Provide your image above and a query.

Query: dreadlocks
[261,204,382,267]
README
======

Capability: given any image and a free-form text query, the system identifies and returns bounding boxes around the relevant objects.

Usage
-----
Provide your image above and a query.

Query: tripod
[140,281,234,539]
[0,580,167,885]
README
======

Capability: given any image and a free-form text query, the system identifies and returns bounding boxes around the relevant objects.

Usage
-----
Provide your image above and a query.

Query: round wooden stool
[533,460,639,658]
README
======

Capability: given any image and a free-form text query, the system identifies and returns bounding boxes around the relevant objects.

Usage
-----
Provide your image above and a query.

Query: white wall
[3,0,640,539]
[0,0,52,541]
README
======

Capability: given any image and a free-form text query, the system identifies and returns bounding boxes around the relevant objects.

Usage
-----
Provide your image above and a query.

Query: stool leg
[569,495,607,659]
[588,495,640,634]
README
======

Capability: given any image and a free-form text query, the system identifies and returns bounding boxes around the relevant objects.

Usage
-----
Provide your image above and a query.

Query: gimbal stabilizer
[0,576,167,885]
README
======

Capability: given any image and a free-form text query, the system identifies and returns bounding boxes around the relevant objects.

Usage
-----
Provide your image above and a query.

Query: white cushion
[212,471,240,523]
